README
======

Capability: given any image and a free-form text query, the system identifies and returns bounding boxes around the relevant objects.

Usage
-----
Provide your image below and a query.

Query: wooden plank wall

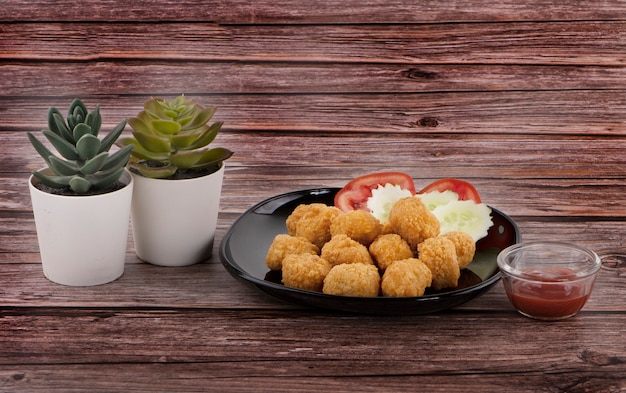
[2,0,626,250]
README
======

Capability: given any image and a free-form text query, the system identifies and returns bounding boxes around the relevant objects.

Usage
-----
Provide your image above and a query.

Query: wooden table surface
[2,1,626,391]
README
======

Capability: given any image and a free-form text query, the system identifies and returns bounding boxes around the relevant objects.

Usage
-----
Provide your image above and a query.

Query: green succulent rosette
[118,95,233,179]
[28,99,133,194]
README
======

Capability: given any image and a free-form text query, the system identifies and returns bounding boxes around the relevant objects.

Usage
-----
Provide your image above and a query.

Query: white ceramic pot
[130,163,224,266]
[29,169,133,286]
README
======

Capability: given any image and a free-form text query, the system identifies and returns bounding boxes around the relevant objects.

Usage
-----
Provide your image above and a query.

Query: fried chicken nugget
[368,233,414,272]
[330,209,382,246]
[441,231,476,269]
[381,258,432,297]
[322,263,381,297]
[388,197,440,251]
[281,254,332,292]
[417,237,460,290]
[286,204,342,249]
[265,234,320,271]
[320,234,374,267]
[285,203,326,235]
[379,221,394,235]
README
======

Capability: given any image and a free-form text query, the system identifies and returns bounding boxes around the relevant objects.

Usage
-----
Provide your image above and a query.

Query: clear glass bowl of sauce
[497,241,601,320]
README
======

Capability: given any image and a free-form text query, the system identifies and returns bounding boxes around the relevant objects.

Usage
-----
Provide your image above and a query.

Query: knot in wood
[12,373,25,381]
[416,117,439,127]
[402,68,438,79]
[579,349,623,366]
[598,251,626,270]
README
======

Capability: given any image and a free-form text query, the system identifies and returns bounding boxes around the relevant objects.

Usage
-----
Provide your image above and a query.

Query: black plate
[220,188,521,315]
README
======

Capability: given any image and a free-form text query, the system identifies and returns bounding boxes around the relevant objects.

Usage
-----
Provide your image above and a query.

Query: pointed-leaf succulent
[118,95,233,179]
[28,99,133,194]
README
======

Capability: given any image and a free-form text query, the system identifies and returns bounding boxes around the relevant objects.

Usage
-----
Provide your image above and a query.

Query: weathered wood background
[1,1,626,392]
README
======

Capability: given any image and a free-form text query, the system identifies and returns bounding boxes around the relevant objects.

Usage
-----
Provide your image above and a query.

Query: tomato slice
[418,178,482,203]
[334,172,416,212]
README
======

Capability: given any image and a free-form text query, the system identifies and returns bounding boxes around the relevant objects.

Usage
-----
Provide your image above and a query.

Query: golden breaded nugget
[285,203,328,236]
[441,231,476,269]
[381,258,432,297]
[369,233,414,272]
[322,263,380,297]
[291,204,342,249]
[417,237,460,290]
[281,254,331,292]
[265,234,319,271]
[389,197,440,251]
[330,209,382,246]
[379,221,394,235]
[321,234,374,267]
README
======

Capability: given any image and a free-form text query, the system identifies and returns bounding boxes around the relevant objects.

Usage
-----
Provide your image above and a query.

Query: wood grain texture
[2,92,625,135]
[2,1,626,391]
[0,367,623,393]
[1,0,625,23]
[2,22,625,65]
[5,62,626,95]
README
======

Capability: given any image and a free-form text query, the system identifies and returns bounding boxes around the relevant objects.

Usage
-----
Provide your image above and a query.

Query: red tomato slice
[418,178,482,203]
[334,172,416,212]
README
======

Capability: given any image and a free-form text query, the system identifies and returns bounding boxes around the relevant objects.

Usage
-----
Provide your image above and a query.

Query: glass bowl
[496,241,601,320]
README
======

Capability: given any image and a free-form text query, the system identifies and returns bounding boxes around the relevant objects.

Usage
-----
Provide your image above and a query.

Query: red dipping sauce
[502,268,594,320]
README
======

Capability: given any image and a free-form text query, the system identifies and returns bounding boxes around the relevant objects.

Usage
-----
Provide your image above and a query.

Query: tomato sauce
[503,268,592,320]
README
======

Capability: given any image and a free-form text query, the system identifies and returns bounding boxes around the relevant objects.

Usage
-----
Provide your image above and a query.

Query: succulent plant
[28,99,134,194]
[118,95,233,179]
